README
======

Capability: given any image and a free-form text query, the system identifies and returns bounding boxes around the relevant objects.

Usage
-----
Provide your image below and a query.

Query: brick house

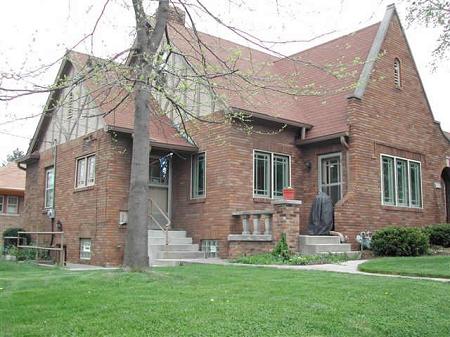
[0,163,25,235]
[20,5,450,266]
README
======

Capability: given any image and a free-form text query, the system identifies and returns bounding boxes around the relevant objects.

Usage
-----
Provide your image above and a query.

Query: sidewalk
[172,258,450,283]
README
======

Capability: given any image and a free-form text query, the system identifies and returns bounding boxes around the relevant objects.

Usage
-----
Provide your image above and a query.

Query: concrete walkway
[65,263,120,271]
[170,258,450,283]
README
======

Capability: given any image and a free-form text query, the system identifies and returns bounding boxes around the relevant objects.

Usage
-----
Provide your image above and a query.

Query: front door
[149,155,171,229]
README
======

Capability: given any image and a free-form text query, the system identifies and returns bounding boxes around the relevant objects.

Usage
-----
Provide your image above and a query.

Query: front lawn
[1,261,450,336]
[358,255,450,279]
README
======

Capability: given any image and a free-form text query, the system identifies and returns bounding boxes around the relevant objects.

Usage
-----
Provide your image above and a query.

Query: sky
[0,0,449,161]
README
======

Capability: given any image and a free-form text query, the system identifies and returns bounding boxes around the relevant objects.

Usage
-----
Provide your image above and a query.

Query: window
[76,154,96,188]
[253,151,291,198]
[191,152,205,198]
[6,196,18,214]
[381,155,422,208]
[0,196,3,213]
[201,239,218,258]
[67,92,74,119]
[394,58,401,88]
[150,156,169,185]
[80,238,92,260]
[45,167,54,209]
[319,153,342,205]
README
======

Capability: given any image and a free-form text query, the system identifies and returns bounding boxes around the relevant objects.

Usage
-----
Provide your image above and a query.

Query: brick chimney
[167,6,186,26]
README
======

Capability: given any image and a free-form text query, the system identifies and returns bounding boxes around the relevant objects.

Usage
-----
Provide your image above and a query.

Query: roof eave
[352,4,396,99]
[296,131,349,146]
[230,107,313,129]
[105,125,198,152]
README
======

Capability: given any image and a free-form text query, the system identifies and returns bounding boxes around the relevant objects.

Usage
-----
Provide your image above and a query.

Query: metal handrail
[149,197,170,246]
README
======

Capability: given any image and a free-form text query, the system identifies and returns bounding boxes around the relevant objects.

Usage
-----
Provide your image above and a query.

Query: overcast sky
[0,0,448,161]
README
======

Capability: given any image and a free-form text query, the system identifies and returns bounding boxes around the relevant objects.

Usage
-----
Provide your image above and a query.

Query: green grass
[358,256,450,279]
[1,261,450,337]
[233,252,353,265]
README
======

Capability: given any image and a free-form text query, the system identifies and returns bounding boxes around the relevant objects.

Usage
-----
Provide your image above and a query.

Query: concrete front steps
[299,235,359,257]
[148,229,204,266]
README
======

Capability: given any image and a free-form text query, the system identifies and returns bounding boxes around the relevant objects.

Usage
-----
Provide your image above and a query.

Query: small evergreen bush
[272,233,291,261]
[371,226,429,257]
[424,224,450,247]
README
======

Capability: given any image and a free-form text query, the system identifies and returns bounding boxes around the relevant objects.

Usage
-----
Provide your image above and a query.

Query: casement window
[6,196,18,214]
[319,153,342,205]
[80,238,92,260]
[45,167,54,209]
[191,152,205,198]
[394,58,401,88]
[253,150,291,198]
[76,154,96,188]
[381,155,422,208]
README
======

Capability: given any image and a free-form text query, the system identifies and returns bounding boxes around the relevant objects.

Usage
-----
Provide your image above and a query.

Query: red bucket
[282,187,295,200]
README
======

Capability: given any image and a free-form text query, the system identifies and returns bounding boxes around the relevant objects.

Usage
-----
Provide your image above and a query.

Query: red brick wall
[335,15,450,248]
[23,130,131,266]
[0,195,24,235]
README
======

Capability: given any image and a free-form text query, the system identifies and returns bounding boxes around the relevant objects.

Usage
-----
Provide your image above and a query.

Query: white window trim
[80,238,92,260]
[318,152,343,200]
[190,152,206,199]
[75,154,96,189]
[252,149,292,199]
[6,196,18,214]
[380,153,423,209]
[44,166,54,209]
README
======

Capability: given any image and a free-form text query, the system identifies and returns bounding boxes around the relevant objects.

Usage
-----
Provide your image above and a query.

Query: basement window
[80,239,92,260]
[201,240,218,258]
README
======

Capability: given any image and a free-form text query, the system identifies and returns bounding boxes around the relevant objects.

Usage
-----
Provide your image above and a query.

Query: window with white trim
[381,155,422,208]
[45,167,54,209]
[319,153,342,205]
[191,152,205,198]
[80,238,92,260]
[6,196,18,214]
[253,151,291,198]
[76,154,96,188]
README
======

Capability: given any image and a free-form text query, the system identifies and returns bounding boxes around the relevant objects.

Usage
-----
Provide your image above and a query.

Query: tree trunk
[124,0,169,269]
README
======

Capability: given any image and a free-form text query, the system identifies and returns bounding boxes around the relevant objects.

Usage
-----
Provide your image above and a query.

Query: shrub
[2,228,31,254]
[371,226,429,257]
[425,224,450,248]
[272,233,291,261]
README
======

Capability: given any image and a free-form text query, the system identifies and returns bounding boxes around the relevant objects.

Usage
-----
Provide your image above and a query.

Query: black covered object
[308,192,334,235]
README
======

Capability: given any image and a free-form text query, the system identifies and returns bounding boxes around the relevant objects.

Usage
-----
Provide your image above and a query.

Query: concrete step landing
[298,235,354,255]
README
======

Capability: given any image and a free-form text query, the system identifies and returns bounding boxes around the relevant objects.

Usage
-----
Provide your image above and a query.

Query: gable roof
[0,163,26,195]
[166,15,381,140]
[445,131,450,141]
[26,51,197,156]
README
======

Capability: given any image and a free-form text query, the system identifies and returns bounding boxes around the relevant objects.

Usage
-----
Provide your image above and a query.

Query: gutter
[105,125,198,152]
[230,107,313,129]
[296,131,349,146]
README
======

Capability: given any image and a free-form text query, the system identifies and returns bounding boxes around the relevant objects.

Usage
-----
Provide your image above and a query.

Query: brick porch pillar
[271,200,302,251]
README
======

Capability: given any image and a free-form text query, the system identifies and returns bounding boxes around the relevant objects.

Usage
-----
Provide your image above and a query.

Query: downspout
[331,135,351,242]
[340,136,350,194]
[50,140,57,247]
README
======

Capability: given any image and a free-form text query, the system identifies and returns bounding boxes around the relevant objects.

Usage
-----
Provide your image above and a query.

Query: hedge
[371,226,429,257]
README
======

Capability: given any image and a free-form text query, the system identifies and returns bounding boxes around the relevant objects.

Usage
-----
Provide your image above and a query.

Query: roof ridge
[274,22,381,63]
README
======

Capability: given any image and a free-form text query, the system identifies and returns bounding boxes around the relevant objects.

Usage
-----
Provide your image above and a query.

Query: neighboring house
[20,5,450,266]
[0,163,25,235]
